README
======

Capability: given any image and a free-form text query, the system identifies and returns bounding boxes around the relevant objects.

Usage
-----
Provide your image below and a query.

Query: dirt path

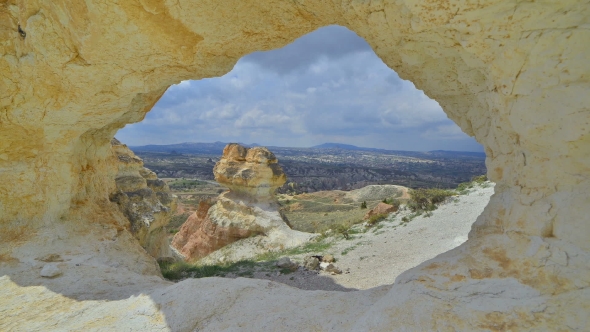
[223,184,494,291]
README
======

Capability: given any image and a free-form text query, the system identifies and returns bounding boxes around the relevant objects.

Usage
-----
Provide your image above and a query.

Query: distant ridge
[129,141,255,155]
[127,141,485,158]
[312,143,485,158]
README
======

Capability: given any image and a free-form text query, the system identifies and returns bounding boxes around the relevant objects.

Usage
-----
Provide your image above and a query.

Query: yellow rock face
[0,1,589,330]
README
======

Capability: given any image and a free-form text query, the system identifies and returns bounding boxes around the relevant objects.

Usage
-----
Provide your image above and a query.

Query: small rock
[322,254,335,263]
[320,262,342,274]
[276,257,298,270]
[303,256,320,270]
[40,264,62,278]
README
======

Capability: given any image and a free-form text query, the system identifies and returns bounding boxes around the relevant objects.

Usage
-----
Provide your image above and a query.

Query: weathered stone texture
[214,143,287,198]
[109,139,177,259]
[0,1,588,330]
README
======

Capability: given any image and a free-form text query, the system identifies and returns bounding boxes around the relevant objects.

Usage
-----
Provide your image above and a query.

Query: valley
[132,142,486,193]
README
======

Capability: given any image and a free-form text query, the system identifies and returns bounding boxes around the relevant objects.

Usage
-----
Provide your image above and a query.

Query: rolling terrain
[130,142,486,193]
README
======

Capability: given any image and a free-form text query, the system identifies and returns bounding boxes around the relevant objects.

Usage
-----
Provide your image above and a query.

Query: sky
[117,25,483,152]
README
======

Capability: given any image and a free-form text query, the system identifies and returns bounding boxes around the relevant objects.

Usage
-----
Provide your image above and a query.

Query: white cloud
[116,26,482,152]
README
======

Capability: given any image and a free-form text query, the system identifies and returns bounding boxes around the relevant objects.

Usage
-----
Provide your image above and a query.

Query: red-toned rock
[363,202,397,220]
[171,200,259,260]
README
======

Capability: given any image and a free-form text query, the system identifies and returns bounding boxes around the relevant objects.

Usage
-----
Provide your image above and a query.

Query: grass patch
[159,238,334,281]
[168,179,208,191]
[407,188,455,213]
[169,212,190,227]
[341,240,371,256]
[159,259,263,281]
[255,239,334,261]
[366,213,388,226]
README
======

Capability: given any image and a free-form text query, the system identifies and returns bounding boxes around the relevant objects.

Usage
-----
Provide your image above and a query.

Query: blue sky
[117,25,483,152]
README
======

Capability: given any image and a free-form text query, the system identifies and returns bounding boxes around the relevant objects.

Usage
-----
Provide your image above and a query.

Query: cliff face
[172,144,314,261]
[1,1,589,330]
[110,139,177,259]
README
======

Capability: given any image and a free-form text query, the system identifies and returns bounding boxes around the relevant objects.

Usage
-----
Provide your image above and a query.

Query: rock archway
[1,1,588,330]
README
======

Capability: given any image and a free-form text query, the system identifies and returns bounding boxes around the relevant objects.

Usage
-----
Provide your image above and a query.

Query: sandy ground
[223,183,494,292]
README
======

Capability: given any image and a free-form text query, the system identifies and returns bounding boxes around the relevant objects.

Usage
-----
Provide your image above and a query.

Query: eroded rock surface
[172,144,314,261]
[213,143,287,199]
[110,139,177,259]
[1,1,589,330]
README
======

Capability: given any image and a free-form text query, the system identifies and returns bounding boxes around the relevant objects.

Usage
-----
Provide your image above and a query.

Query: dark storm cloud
[241,25,372,75]
[117,25,483,152]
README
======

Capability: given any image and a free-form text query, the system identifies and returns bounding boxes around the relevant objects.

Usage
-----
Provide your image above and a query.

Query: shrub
[367,213,388,226]
[407,188,455,213]
[390,199,401,210]
[360,201,367,209]
[472,174,487,183]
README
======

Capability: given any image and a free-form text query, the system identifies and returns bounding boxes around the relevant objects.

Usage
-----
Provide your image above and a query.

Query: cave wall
[1,0,589,330]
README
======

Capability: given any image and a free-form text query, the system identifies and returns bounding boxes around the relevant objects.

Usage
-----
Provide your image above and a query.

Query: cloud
[117,25,483,152]
[241,25,372,75]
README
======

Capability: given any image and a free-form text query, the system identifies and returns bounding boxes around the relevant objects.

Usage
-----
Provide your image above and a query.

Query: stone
[213,143,286,199]
[322,254,335,263]
[40,264,62,278]
[319,262,342,275]
[0,1,589,330]
[303,256,320,271]
[364,202,397,220]
[276,257,297,270]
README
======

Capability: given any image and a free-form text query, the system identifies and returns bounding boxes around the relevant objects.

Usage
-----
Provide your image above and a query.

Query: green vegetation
[407,188,455,213]
[168,213,191,231]
[168,179,207,191]
[341,240,371,256]
[366,213,388,226]
[159,238,334,281]
[255,239,333,261]
[472,174,487,183]
[159,259,262,280]
[457,175,488,194]
[360,201,367,209]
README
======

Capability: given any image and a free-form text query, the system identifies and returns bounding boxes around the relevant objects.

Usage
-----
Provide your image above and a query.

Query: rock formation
[172,144,314,261]
[1,1,589,330]
[110,139,177,259]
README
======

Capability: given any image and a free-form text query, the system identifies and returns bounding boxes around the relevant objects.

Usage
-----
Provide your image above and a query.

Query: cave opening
[113,25,489,290]
[2,1,585,329]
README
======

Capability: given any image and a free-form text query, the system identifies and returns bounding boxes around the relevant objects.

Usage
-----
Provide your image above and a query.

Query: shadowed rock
[110,139,177,259]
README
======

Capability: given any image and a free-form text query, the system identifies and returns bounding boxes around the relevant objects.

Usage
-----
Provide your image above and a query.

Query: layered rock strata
[172,144,314,261]
[110,139,177,259]
[0,1,589,330]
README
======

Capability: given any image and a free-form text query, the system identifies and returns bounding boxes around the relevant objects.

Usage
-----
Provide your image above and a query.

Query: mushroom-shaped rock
[213,144,286,199]
[172,144,315,262]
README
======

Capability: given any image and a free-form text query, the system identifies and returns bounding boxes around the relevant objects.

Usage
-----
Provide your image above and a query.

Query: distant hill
[312,143,485,158]
[425,150,486,158]
[128,141,258,155]
[128,141,485,159]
